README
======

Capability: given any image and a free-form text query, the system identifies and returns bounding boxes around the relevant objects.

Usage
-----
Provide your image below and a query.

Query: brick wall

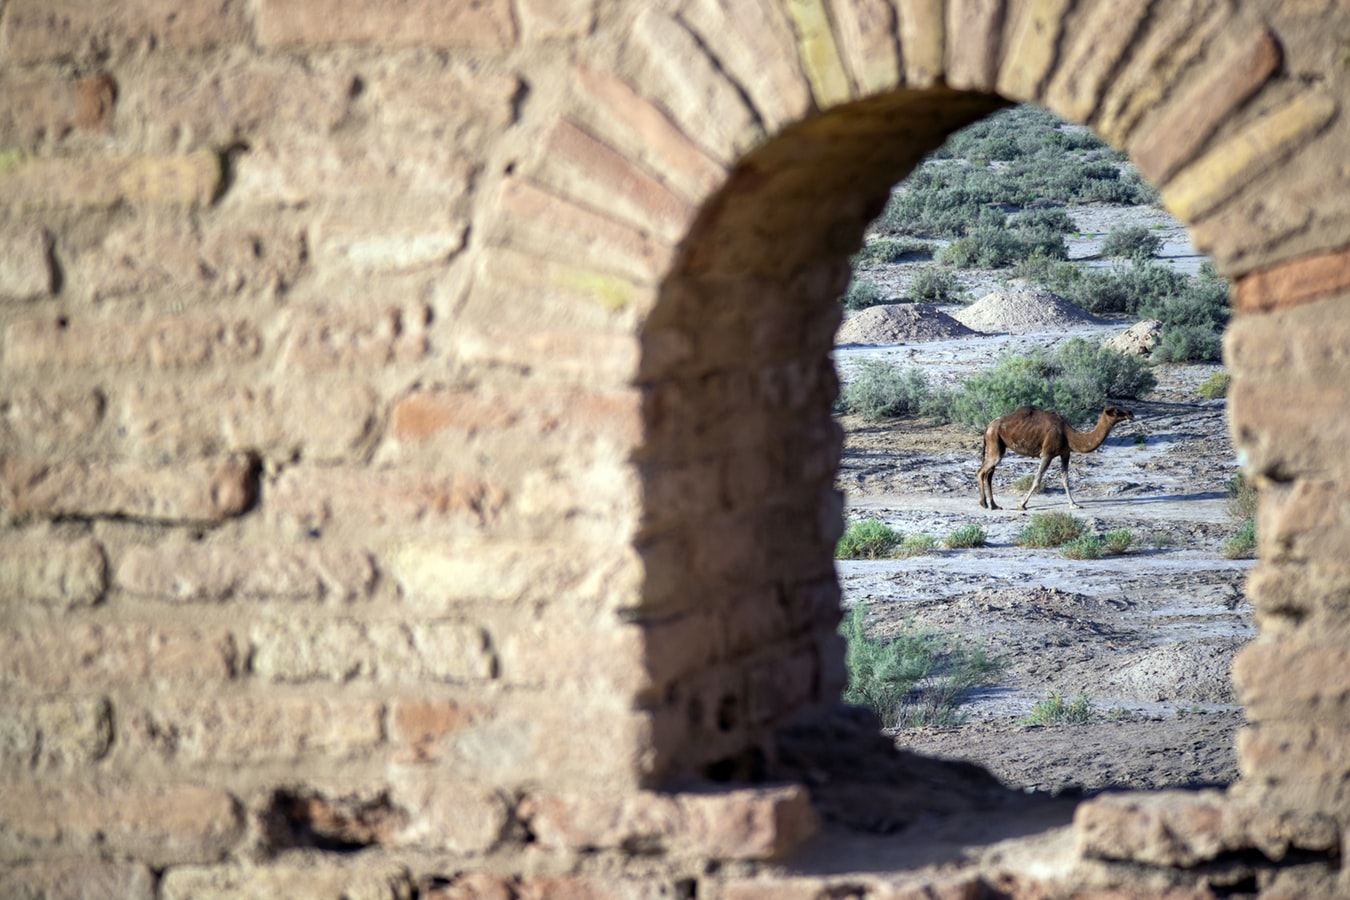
[2,0,1350,896]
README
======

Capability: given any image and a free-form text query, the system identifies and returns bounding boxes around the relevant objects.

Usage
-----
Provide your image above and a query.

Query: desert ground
[833,207,1252,797]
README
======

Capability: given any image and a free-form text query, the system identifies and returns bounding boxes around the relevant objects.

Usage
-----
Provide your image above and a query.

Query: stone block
[0,783,243,866]
[1234,246,1350,314]
[896,0,946,88]
[517,0,595,42]
[248,618,494,685]
[1237,723,1350,781]
[945,0,1005,91]
[1043,0,1150,124]
[0,388,104,454]
[831,0,901,95]
[0,624,236,691]
[0,696,112,770]
[387,773,509,853]
[0,861,154,900]
[118,542,375,603]
[0,536,106,608]
[1074,789,1239,867]
[276,303,429,371]
[997,0,1074,102]
[1233,637,1350,724]
[265,465,505,534]
[782,0,853,107]
[1,455,257,524]
[0,73,116,144]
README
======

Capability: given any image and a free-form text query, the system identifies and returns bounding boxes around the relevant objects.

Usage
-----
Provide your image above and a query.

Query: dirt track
[833,318,1253,797]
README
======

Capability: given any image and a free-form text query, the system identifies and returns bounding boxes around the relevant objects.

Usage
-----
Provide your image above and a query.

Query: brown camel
[978,406,1135,511]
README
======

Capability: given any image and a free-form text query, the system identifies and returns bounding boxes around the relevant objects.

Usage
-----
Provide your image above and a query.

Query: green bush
[1222,518,1257,560]
[1227,472,1258,521]
[853,238,933,265]
[1197,372,1231,400]
[841,602,1003,728]
[1152,325,1224,363]
[1061,534,1104,559]
[1022,691,1095,725]
[898,534,941,557]
[909,267,960,303]
[1101,225,1162,260]
[1016,512,1086,548]
[1103,529,1135,555]
[836,518,903,559]
[839,279,886,310]
[944,524,987,549]
[1008,207,1076,236]
[930,338,1155,428]
[836,359,932,420]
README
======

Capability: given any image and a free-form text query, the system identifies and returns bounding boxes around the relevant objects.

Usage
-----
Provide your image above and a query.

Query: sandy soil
[834,216,1253,797]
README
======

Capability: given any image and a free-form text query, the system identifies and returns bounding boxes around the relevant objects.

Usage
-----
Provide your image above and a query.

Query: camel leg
[978,446,1004,510]
[1018,455,1054,510]
[1060,456,1080,508]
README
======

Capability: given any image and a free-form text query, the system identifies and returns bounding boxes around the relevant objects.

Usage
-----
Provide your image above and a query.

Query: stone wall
[1,0,1349,896]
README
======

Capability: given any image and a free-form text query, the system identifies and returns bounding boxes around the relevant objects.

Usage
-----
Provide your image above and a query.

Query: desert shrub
[853,238,933,265]
[1101,225,1162,260]
[836,518,902,559]
[1152,325,1224,363]
[944,524,987,549]
[1010,473,1042,495]
[939,217,1068,270]
[1227,472,1258,521]
[841,602,1003,728]
[931,338,1155,428]
[909,267,960,303]
[1197,372,1231,400]
[898,534,941,557]
[836,359,932,420]
[1061,534,1104,559]
[1222,518,1257,560]
[1017,512,1086,548]
[1008,207,1076,236]
[1103,529,1135,555]
[1023,691,1095,725]
[839,278,886,310]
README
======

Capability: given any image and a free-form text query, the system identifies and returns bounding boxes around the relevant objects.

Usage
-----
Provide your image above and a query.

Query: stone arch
[485,0,1349,811]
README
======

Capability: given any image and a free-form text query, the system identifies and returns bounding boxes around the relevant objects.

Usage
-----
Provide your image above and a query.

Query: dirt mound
[1104,319,1163,356]
[837,303,979,345]
[1102,640,1242,704]
[953,286,1101,333]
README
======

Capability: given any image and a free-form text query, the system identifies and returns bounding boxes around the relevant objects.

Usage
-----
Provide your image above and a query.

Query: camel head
[1103,406,1134,424]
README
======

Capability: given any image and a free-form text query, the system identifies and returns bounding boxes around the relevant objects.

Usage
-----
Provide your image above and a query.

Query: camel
[977,406,1135,511]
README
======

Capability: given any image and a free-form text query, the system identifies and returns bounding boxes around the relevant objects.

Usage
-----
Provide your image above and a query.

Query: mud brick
[249,618,494,685]
[0,73,116,144]
[161,860,415,900]
[1,454,257,524]
[0,782,243,866]
[277,303,429,371]
[1044,0,1151,123]
[367,68,519,135]
[0,535,106,608]
[312,209,467,276]
[517,0,595,41]
[387,773,509,853]
[0,387,104,453]
[831,0,900,95]
[897,0,946,88]
[946,0,1005,91]
[117,542,376,603]
[389,697,490,764]
[0,696,112,770]
[1237,723,1350,780]
[1235,245,1350,314]
[997,0,1074,102]
[781,0,852,106]
[266,465,505,533]
[1233,638,1350,724]
[0,151,221,210]
[257,0,516,50]
[4,315,262,372]
[0,623,236,691]
[0,862,154,900]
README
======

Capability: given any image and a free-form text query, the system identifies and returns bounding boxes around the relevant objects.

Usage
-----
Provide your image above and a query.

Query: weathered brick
[748,649,818,724]
[0,536,106,608]
[946,0,1005,91]
[313,206,467,276]
[1255,479,1350,570]
[388,538,639,609]
[1093,0,1231,147]
[0,696,112,770]
[1128,28,1282,185]
[229,138,472,208]
[1238,723,1350,781]
[0,73,116,145]
[120,381,377,463]
[571,63,727,205]
[277,303,428,371]
[517,0,595,42]
[470,244,656,320]
[0,624,235,691]
[1,455,257,524]
[519,784,816,860]
[896,0,946,88]
[427,874,682,900]
[0,151,221,210]
[4,315,262,372]
[1,0,248,62]
[117,542,375,603]
[625,9,765,164]
[1074,789,1242,867]
[257,0,516,50]
[161,860,415,900]
[84,220,306,300]
[368,68,519,135]
[453,320,640,384]
[266,465,505,534]
[1229,385,1350,479]
[0,226,53,301]
[0,861,154,900]
[491,178,675,284]
[534,118,698,244]
[387,773,509,853]
[1233,638,1350,723]
[782,0,853,106]
[249,618,494,684]
[0,782,243,866]
[0,388,103,454]
[1234,246,1350,314]
[997,0,1073,102]
[1043,0,1151,124]
[389,697,490,764]
[141,65,354,146]
[123,696,384,764]
[494,617,650,693]
[832,0,901,95]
